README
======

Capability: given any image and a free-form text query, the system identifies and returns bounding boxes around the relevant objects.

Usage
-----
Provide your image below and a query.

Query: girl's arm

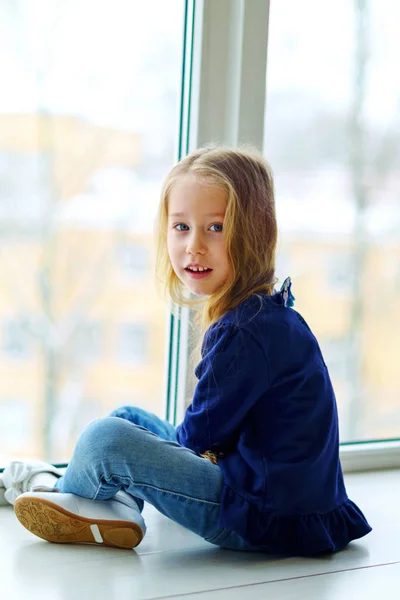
[175,324,269,455]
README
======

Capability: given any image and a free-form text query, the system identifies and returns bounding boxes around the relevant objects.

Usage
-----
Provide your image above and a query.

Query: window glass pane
[265,0,400,442]
[0,0,184,462]
[117,323,149,364]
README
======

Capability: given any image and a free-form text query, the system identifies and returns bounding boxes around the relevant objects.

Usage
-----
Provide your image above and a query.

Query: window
[73,321,103,362]
[0,0,185,461]
[264,0,400,442]
[117,323,149,364]
[2,0,397,471]
[325,252,354,294]
[2,317,33,359]
[116,242,150,279]
[0,400,31,462]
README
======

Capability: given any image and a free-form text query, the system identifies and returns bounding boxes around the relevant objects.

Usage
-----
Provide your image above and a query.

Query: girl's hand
[199,450,219,464]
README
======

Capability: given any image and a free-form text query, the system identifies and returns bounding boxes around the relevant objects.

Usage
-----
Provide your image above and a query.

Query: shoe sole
[14,496,143,549]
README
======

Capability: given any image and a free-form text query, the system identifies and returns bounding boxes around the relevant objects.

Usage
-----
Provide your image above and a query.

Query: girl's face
[167,174,231,297]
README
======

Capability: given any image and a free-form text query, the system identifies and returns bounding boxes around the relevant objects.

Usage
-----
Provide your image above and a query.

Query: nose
[185,229,206,256]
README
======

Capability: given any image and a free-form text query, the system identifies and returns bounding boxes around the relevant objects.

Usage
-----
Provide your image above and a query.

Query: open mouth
[185,266,212,278]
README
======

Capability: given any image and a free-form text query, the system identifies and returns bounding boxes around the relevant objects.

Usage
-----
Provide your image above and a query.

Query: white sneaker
[2,460,63,506]
[14,490,146,549]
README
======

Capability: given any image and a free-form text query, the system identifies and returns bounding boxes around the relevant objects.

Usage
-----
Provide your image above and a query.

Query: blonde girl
[1,147,371,556]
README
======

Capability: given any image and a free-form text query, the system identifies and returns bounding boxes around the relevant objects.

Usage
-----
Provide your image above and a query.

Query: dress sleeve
[175,324,269,455]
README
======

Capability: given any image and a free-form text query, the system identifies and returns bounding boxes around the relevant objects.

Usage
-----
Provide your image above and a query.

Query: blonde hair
[155,146,278,330]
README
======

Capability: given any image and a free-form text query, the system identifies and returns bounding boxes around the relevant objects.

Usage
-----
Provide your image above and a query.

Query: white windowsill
[340,440,400,472]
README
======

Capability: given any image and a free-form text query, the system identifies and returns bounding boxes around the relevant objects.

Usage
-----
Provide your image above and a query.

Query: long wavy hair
[155,146,278,330]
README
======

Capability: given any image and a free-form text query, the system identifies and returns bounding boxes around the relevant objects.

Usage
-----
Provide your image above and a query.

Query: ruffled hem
[219,487,372,556]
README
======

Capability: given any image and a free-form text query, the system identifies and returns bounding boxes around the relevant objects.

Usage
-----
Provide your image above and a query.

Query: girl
[1,146,371,555]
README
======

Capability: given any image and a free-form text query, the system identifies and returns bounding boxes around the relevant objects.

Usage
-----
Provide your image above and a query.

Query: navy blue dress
[176,278,372,555]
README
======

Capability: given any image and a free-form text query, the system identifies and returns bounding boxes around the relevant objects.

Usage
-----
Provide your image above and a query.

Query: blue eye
[210,223,223,232]
[175,223,189,231]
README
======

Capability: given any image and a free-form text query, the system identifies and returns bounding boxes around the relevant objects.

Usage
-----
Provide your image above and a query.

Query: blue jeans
[55,406,254,551]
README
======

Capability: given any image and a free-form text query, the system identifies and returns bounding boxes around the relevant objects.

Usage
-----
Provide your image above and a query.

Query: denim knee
[73,417,132,465]
[60,417,146,505]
